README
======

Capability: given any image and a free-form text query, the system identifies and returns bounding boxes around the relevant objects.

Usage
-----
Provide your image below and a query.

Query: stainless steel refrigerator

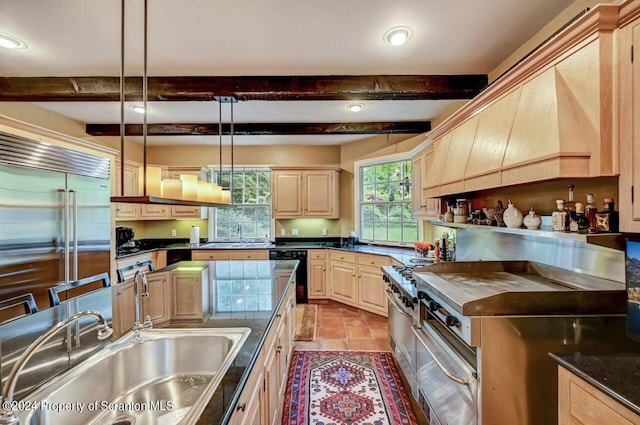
[0,132,111,314]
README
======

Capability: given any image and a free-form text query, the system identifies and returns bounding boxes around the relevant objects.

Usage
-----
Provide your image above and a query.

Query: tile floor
[294,300,392,351]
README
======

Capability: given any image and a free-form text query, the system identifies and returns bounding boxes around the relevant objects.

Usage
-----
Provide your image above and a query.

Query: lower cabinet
[558,366,640,424]
[142,272,171,327]
[328,252,389,317]
[171,268,209,323]
[308,249,327,299]
[113,280,135,339]
[229,284,296,425]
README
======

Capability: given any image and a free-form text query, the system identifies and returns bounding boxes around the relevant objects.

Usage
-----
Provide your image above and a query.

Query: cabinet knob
[236,402,246,412]
[276,345,283,353]
[276,313,282,318]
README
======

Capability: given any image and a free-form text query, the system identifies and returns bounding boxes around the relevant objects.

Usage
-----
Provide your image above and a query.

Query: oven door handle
[412,325,470,386]
[385,290,411,317]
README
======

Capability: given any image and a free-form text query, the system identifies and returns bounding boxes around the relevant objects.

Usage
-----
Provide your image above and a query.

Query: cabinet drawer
[308,249,326,260]
[192,251,230,261]
[357,253,390,268]
[230,250,269,260]
[329,251,356,264]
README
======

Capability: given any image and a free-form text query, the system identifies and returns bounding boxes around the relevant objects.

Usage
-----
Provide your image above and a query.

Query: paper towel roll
[190,226,200,245]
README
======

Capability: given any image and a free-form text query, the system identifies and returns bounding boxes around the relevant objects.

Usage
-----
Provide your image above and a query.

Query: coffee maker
[116,226,139,254]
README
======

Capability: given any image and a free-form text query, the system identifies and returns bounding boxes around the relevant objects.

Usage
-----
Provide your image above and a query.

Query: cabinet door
[229,362,265,425]
[171,273,202,321]
[272,171,302,217]
[329,261,357,304]
[308,258,327,298]
[302,170,338,217]
[558,366,640,425]
[229,250,269,260]
[139,203,169,219]
[619,22,640,232]
[113,280,135,338]
[357,265,388,316]
[411,152,427,217]
[143,272,170,326]
[264,326,282,425]
[114,162,139,220]
[192,250,230,261]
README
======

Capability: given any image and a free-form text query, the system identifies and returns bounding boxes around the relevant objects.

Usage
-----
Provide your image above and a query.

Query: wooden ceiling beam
[85,121,431,136]
[0,75,487,101]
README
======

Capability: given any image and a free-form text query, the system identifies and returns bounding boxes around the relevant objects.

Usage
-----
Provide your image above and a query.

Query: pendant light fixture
[111,0,227,207]
[215,96,237,205]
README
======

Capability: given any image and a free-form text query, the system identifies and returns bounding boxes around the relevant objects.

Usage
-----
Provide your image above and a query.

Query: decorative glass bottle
[585,193,598,233]
[552,199,569,232]
[565,184,576,220]
[595,198,619,233]
[570,203,590,233]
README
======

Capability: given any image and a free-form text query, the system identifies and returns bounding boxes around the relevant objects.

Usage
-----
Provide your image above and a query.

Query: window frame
[207,167,274,242]
[354,153,421,247]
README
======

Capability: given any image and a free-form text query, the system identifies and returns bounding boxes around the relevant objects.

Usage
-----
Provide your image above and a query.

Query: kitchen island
[149,259,299,425]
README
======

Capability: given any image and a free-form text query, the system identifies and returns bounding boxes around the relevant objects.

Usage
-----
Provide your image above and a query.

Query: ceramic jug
[523,206,542,230]
[503,199,523,228]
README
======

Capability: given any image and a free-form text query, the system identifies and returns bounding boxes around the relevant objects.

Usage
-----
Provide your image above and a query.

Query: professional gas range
[383,260,636,425]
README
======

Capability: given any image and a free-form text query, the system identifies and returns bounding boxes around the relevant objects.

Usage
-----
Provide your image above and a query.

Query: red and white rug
[282,350,418,424]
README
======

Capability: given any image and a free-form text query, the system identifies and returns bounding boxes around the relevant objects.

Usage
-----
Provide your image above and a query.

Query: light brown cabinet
[170,268,209,323]
[142,272,171,327]
[114,161,139,220]
[327,252,389,316]
[229,283,296,425]
[412,146,440,219]
[271,168,340,218]
[558,366,640,425]
[229,250,269,260]
[618,11,640,233]
[113,280,135,339]
[114,164,207,221]
[308,249,327,299]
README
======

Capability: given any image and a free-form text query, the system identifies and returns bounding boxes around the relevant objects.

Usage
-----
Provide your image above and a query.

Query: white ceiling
[0,0,575,146]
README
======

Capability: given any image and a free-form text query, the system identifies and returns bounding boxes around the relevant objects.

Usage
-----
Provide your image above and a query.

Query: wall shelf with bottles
[431,220,624,251]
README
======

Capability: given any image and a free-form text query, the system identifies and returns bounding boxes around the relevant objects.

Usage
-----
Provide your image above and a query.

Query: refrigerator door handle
[61,188,70,284]
[70,189,78,281]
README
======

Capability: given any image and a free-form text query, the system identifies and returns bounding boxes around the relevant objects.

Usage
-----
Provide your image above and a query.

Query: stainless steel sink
[17,327,250,425]
[202,241,271,248]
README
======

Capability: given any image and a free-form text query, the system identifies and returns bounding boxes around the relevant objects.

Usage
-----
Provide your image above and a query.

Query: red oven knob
[445,315,459,327]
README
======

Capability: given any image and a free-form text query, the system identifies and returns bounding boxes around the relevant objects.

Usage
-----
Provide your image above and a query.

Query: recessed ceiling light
[383,26,413,47]
[0,33,27,49]
[129,105,148,114]
[348,103,365,112]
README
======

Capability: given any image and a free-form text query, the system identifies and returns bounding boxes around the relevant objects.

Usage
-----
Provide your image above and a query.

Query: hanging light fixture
[111,0,227,207]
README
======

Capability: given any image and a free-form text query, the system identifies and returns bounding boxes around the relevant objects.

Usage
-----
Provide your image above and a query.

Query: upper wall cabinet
[421,5,620,198]
[617,1,640,232]
[271,167,340,219]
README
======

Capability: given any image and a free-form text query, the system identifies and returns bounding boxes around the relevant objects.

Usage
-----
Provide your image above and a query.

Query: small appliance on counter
[116,226,140,255]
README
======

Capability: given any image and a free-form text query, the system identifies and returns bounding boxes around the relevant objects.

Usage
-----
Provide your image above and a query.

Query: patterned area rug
[282,350,418,424]
[294,304,317,342]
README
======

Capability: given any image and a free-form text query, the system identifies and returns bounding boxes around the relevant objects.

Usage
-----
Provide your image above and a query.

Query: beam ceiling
[0,74,488,102]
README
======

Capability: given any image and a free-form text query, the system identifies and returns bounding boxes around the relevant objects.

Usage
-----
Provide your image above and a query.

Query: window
[209,168,271,240]
[359,159,417,244]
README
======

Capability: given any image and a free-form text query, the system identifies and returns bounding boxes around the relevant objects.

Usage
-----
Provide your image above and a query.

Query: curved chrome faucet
[132,269,152,343]
[0,310,113,425]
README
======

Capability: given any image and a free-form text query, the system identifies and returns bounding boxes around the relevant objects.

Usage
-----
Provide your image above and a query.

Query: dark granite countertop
[117,237,419,266]
[154,259,299,425]
[550,352,640,415]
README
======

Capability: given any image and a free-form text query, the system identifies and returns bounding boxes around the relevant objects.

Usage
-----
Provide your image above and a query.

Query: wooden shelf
[431,220,624,250]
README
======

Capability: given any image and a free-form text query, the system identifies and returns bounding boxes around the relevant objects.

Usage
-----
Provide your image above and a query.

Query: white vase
[523,206,542,230]
[503,199,523,228]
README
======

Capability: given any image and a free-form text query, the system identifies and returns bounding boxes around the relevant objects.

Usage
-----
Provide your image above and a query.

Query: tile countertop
[153,259,299,425]
[550,352,640,416]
